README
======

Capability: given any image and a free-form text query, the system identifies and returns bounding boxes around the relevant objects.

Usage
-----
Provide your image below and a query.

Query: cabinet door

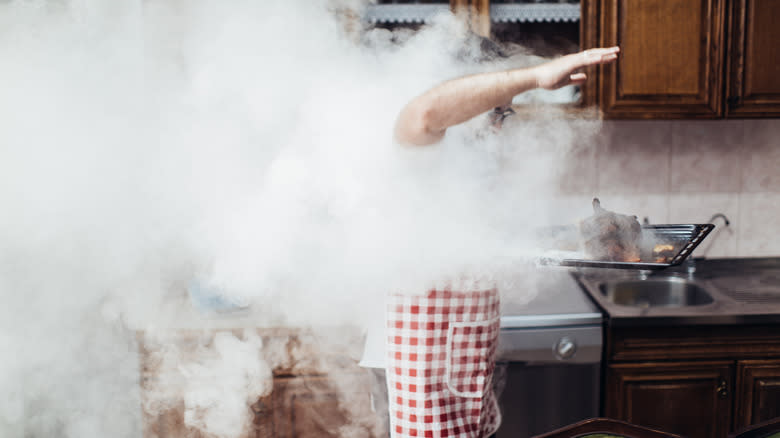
[725,0,780,117]
[262,373,384,438]
[597,0,725,118]
[140,399,211,438]
[735,360,780,430]
[605,361,733,438]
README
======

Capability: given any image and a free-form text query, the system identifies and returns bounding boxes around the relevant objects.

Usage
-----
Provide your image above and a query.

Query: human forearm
[394,47,619,146]
[394,68,538,146]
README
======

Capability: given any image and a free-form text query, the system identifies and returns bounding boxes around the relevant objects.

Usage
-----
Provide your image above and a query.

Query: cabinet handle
[716,378,728,399]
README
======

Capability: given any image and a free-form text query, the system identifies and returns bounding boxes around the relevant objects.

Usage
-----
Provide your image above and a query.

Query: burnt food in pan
[579,198,642,262]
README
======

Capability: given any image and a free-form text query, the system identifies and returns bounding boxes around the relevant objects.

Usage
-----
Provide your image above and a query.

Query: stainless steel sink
[598,277,714,308]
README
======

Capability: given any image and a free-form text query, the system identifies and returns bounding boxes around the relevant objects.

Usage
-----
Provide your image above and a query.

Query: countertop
[500,266,602,328]
[126,294,285,331]
[573,257,780,327]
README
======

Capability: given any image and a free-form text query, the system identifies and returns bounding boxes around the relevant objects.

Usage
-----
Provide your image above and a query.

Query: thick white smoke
[0,0,601,436]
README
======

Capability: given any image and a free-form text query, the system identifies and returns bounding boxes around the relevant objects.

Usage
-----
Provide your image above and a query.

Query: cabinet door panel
[736,360,780,430]
[606,362,732,438]
[141,399,211,438]
[267,374,383,438]
[726,0,780,116]
[599,0,725,118]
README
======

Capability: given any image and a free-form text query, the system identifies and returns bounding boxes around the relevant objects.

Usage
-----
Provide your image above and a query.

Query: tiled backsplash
[556,119,780,258]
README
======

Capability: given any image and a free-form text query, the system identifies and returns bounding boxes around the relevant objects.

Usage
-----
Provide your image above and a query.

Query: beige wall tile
[670,120,744,193]
[590,120,780,257]
[554,140,598,196]
[737,193,780,257]
[545,195,599,225]
[742,120,780,193]
[597,121,672,195]
[668,193,738,258]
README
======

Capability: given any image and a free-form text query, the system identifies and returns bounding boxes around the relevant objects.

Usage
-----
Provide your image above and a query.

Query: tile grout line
[735,120,744,257]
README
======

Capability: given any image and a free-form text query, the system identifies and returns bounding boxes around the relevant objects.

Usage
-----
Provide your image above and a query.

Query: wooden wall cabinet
[724,0,780,117]
[603,324,780,438]
[582,0,780,118]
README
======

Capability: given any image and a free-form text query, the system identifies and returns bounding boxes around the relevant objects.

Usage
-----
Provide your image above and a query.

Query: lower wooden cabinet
[138,328,386,438]
[140,399,211,438]
[603,324,780,438]
[735,360,780,429]
[256,373,384,438]
[606,361,733,438]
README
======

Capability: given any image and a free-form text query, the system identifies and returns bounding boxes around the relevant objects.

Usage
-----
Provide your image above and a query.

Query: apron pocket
[445,316,500,398]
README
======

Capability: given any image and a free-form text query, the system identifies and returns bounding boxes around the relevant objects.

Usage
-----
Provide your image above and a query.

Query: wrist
[531,66,542,88]
[507,67,542,94]
[526,65,543,90]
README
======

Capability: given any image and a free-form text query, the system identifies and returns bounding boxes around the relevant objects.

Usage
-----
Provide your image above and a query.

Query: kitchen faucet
[687,213,731,273]
[684,257,698,276]
[634,213,730,278]
[708,213,731,227]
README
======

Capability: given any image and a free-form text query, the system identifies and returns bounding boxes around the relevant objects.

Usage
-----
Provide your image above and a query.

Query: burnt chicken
[579,198,642,262]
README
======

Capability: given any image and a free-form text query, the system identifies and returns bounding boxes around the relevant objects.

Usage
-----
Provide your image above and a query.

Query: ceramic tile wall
[554,119,780,258]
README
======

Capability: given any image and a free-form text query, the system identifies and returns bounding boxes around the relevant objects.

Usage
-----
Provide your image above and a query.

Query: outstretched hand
[534,46,620,90]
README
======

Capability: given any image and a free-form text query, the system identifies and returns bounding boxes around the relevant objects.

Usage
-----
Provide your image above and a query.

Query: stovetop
[499,267,601,328]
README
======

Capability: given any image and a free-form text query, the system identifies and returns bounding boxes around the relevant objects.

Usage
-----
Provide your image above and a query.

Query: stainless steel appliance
[494,268,603,438]
[363,268,603,438]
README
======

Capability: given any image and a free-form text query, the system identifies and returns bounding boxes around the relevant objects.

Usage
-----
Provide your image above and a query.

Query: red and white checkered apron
[386,287,501,438]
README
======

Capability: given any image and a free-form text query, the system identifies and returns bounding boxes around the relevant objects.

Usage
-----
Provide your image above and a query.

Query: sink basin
[598,277,714,308]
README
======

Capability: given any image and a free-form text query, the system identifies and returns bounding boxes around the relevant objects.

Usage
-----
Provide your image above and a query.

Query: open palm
[535,47,620,90]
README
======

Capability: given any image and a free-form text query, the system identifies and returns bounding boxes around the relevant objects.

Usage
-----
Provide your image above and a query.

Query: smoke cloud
[0,0,602,436]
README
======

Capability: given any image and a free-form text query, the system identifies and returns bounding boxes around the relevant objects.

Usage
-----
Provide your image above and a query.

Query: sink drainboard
[723,288,780,304]
[711,273,780,304]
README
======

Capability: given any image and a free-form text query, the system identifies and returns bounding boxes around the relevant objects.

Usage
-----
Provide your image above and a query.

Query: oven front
[494,314,603,438]
[364,269,605,438]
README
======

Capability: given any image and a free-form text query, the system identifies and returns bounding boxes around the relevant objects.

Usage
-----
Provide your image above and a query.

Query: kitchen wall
[552,119,780,258]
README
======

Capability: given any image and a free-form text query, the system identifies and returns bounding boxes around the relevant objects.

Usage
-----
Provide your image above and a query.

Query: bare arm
[394,47,620,146]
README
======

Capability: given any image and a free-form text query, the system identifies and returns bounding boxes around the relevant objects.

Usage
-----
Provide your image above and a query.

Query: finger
[587,46,620,56]
[569,73,587,85]
[582,50,618,66]
[582,47,620,60]
[600,53,618,63]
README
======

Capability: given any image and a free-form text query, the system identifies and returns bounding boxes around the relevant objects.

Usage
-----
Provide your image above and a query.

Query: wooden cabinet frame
[735,360,780,429]
[606,361,733,438]
[582,0,780,118]
[725,0,780,117]
[581,0,725,118]
[138,328,384,438]
[258,374,379,438]
[604,324,780,437]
